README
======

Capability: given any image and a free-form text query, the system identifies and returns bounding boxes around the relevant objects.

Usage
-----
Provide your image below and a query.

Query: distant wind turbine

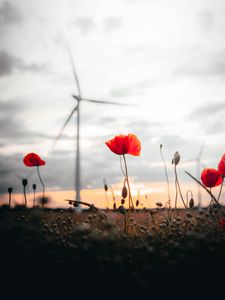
[52,47,130,210]
[186,142,206,209]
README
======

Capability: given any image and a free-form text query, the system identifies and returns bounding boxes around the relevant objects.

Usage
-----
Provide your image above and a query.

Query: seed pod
[172,151,180,165]
[189,198,194,209]
[22,179,28,186]
[186,212,192,219]
[103,178,108,191]
[113,203,116,210]
[156,202,163,207]
[69,201,73,205]
[122,186,128,198]
[121,198,125,205]
[8,187,13,193]
[32,184,37,191]
[136,199,139,207]
[118,205,126,215]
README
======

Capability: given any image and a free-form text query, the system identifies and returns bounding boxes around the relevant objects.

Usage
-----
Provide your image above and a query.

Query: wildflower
[105,134,141,156]
[201,168,222,188]
[23,153,45,167]
[218,154,225,176]
[23,152,46,202]
[219,218,225,231]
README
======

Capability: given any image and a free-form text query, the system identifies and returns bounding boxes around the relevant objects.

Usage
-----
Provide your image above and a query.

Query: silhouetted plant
[172,152,187,211]
[32,184,37,207]
[23,153,46,201]
[22,179,28,207]
[7,187,13,207]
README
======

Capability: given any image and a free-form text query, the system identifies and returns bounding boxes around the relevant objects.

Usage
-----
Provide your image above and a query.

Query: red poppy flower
[105,134,141,156]
[201,168,222,188]
[23,153,46,167]
[218,154,225,176]
[219,218,225,231]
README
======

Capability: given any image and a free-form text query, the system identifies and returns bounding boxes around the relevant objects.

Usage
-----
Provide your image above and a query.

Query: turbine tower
[52,48,129,210]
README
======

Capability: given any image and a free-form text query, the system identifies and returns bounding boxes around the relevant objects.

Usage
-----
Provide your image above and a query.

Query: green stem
[122,155,134,210]
[218,178,224,203]
[33,190,36,207]
[37,166,45,200]
[160,146,171,208]
[23,186,27,207]
[185,171,221,207]
[175,166,187,209]
[9,193,11,207]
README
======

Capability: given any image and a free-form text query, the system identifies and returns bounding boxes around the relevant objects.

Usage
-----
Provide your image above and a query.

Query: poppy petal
[126,134,141,156]
[23,153,46,167]
[105,134,141,156]
[201,168,222,188]
[218,154,225,176]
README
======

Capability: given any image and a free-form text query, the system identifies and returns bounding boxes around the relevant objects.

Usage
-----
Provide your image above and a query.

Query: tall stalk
[122,155,133,216]
[37,166,45,200]
[160,145,171,208]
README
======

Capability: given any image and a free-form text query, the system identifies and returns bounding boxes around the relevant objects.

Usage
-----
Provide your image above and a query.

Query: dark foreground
[1,206,225,295]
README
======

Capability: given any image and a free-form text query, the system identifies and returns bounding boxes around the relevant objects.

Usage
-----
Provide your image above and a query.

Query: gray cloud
[175,50,225,78]
[0,100,55,145]
[74,17,95,34]
[190,100,225,119]
[103,16,123,32]
[110,87,134,98]
[198,10,214,32]
[188,100,225,137]
[0,51,45,77]
[0,1,22,26]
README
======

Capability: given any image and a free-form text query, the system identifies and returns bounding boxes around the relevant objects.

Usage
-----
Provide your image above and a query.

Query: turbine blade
[83,98,132,106]
[51,105,78,152]
[67,46,82,97]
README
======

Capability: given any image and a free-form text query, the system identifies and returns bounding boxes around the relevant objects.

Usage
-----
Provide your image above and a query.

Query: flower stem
[174,166,187,209]
[218,178,224,203]
[9,193,11,207]
[33,190,36,207]
[23,186,27,207]
[160,146,171,208]
[37,166,45,200]
[122,155,134,210]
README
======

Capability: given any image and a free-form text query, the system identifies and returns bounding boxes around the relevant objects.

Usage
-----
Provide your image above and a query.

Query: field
[1,204,225,293]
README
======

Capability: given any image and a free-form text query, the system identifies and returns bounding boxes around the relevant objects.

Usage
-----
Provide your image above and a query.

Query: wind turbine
[52,48,129,210]
[186,142,206,209]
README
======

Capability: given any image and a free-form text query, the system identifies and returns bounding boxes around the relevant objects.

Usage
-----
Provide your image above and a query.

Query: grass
[1,204,225,292]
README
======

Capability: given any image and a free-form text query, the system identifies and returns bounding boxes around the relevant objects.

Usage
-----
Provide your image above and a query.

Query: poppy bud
[113,203,116,210]
[172,151,180,165]
[122,186,128,198]
[8,187,13,194]
[103,178,108,191]
[118,205,126,215]
[22,179,28,186]
[121,198,125,205]
[189,198,194,209]
[136,199,139,207]
[32,184,37,191]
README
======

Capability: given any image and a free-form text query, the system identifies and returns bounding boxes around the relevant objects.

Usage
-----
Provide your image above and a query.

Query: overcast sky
[0,0,225,205]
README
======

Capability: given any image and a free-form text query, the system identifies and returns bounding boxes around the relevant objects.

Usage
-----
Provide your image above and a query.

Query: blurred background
[0,0,225,208]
